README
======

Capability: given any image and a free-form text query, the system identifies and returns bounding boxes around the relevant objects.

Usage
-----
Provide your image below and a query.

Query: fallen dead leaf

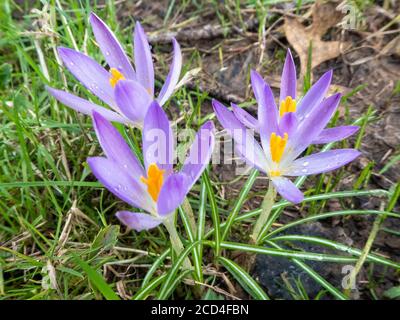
[284,0,351,78]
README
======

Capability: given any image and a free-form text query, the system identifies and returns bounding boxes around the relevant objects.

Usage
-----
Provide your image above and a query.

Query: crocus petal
[251,70,279,152]
[92,111,144,178]
[231,103,258,130]
[58,47,115,107]
[283,93,341,164]
[116,211,162,231]
[46,86,128,124]
[279,112,298,137]
[181,121,215,191]
[157,38,182,106]
[142,101,174,174]
[114,80,152,125]
[87,157,154,213]
[157,173,189,216]
[89,13,136,80]
[296,70,332,118]
[285,149,360,176]
[312,126,359,144]
[271,176,304,204]
[212,99,267,172]
[134,21,154,97]
[280,49,297,102]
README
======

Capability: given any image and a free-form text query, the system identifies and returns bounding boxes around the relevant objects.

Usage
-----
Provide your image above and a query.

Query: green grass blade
[219,256,270,300]
[221,169,259,241]
[134,274,168,300]
[157,241,199,299]
[72,254,120,300]
[269,235,400,269]
[141,249,170,288]
[203,171,221,257]
[266,241,348,300]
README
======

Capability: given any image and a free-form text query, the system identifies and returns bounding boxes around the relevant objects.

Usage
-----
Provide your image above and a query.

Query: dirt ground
[112,0,400,299]
[6,0,389,300]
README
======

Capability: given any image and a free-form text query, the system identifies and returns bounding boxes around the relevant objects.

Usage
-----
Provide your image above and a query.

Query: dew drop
[303,161,309,166]
[105,51,110,56]
[302,168,307,173]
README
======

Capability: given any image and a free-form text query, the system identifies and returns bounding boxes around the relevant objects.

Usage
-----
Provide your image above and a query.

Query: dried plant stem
[163,214,192,271]
[250,180,276,244]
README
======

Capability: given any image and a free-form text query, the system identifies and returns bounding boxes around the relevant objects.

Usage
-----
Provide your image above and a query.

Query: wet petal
[280,49,297,102]
[142,101,174,174]
[283,93,342,164]
[312,126,359,144]
[116,211,163,231]
[250,70,279,152]
[297,70,332,118]
[58,47,115,107]
[87,157,153,213]
[134,21,154,97]
[157,173,189,216]
[279,112,298,137]
[46,86,128,124]
[231,103,258,130]
[157,38,182,106]
[114,79,152,125]
[212,99,268,172]
[285,149,361,176]
[89,13,136,80]
[271,176,304,204]
[181,121,215,191]
[92,111,145,178]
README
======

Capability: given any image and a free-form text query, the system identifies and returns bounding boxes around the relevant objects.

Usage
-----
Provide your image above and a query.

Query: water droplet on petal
[303,161,309,166]
[302,168,307,173]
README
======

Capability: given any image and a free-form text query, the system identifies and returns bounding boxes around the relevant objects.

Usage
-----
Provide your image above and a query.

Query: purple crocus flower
[231,49,359,145]
[87,101,215,231]
[212,93,361,203]
[47,13,182,127]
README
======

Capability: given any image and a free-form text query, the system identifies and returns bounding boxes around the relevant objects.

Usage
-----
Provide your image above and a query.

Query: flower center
[269,170,281,177]
[109,68,125,88]
[279,96,296,118]
[140,163,165,202]
[270,132,288,163]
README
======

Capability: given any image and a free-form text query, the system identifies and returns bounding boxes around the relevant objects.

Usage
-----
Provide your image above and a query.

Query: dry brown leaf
[284,1,350,78]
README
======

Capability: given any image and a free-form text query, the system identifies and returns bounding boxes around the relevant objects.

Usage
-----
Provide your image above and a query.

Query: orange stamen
[140,163,165,202]
[270,132,288,163]
[279,96,296,117]
[109,68,125,88]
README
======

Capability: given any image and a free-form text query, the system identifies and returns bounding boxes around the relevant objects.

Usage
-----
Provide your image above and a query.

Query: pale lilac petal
[296,70,332,118]
[251,70,279,152]
[87,157,153,212]
[116,211,162,231]
[157,173,189,216]
[134,21,154,97]
[46,86,128,124]
[283,93,341,164]
[280,49,297,102]
[114,80,152,124]
[181,121,215,190]
[142,101,174,174]
[89,13,135,80]
[212,99,267,172]
[157,38,182,106]
[231,103,258,130]
[312,126,359,144]
[92,111,144,178]
[285,149,361,176]
[58,47,115,107]
[279,112,298,137]
[271,176,304,204]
